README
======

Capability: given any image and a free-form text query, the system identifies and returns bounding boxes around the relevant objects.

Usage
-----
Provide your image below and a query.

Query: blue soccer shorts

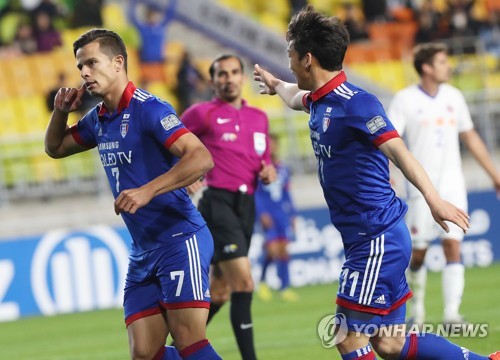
[335,218,413,324]
[123,225,213,327]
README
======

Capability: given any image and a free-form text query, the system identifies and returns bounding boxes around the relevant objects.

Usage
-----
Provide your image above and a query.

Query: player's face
[429,51,451,84]
[76,41,121,98]
[287,41,311,90]
[211,57,244,103]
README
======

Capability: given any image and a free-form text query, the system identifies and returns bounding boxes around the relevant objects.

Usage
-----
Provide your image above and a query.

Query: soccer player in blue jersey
[44,29,221,360]
[253,5,499,360]
[255,134,299,302]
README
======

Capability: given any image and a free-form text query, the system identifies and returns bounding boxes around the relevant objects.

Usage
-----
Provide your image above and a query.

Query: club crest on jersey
[120,123,129,138]
[322,116,330,132]
[161,114,181,131]
[253,132,266,155]
[366,116,386,134]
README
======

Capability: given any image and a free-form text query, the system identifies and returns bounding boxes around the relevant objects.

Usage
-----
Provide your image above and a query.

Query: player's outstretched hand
[114,186,154,215]
[429,198,470,234]
[54,84,86,114]
[253,64,279,96]
[259,160,276,184]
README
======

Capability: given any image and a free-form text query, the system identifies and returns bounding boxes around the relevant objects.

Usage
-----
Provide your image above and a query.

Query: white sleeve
[455,90,474,133]
[387,92,407,136]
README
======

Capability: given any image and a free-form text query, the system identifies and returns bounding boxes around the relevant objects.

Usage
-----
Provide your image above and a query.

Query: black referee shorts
[198,187,255,264]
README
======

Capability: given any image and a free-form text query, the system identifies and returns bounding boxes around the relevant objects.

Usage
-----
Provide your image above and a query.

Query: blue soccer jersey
[255,162,295,241]
[71,82,206,255]
[303,72,407,243]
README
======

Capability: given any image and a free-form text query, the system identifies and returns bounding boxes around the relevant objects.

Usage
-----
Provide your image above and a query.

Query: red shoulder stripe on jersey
[160,300,210,310]
[373,129,399,147]
[164,128,190,149]
[335,291,412,315]
[69,125,95,148]
[302,92,310,108]
[124,306,163,327]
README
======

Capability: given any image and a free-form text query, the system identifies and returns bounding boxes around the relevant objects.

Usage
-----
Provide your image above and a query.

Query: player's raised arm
[379,137,470,233]
[253,64,308,112]
[45,85,89,158]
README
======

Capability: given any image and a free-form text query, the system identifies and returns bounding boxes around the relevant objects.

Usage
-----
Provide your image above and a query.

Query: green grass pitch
[0,263,498,359]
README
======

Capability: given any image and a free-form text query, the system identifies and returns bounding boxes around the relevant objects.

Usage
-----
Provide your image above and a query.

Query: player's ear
[305,53,312,70]
[114,55,124,72]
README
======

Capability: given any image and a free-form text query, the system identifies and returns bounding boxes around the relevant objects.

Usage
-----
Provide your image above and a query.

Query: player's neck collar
[309,71,346,102]
[98,82,137,117]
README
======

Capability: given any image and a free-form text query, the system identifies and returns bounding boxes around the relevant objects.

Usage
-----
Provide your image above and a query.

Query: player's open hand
[54,84,86,114]
[114,186,154,215]
[254,64,279,96]
[429,198,470,234]
[259,160,276,184]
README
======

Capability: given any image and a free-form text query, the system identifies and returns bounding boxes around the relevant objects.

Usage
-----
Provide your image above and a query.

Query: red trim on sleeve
[164,128,190,149]
[160,300,210,310]
[69,125,94,148]
[373,130,400,147]
[124,306,163,327]
[335,291,412,315]
[179,339,209,358]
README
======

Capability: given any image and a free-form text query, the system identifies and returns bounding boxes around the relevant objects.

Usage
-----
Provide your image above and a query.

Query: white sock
[442,263,465,321]
[407,266,427,323]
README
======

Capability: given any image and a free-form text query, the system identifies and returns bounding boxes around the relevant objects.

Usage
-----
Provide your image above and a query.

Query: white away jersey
[388,84,473,198]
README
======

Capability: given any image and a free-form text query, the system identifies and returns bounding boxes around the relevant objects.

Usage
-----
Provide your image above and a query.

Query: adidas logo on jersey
[204,289,211,298]
[374,295,386,305]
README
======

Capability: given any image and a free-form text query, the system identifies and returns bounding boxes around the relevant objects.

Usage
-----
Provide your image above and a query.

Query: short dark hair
[286,5,349,71]
[413,42,448,76]
[209,54,244,79]
[73,28,128,72]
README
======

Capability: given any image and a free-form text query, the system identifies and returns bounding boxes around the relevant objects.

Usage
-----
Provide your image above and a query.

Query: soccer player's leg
[159,225,221,359]
[441,234,465,323]
[218,256,257,360]
[405,196,437,325]
[207,264,230,323]
[124,254,173,360]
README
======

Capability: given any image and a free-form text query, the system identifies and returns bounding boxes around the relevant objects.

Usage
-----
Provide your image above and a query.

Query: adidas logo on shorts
[374,295,386,305]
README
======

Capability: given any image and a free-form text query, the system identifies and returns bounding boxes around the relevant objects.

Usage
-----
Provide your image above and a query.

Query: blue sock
[180,339,222,360]
[414,332,489,359]
[164,346,182,360]
[276,259,290,290]
[341,344,376,359]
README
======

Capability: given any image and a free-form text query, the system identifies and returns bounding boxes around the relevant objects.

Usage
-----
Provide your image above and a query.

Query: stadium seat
[2,57,38,97]
[0,99,21,137]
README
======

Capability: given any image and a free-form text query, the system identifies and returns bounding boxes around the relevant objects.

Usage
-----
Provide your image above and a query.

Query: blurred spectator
[446,0,477,38]
[362,0,388,22]
[33,10,61,52]
[414,0,444,43]
[69,0,103,28]
[31,0,62,20]
[342,3,369,42]
[289,0,307,16]
[175,51,212,114]
[480,10,500,64]
[128,0,174,86]
[12,21,36,54]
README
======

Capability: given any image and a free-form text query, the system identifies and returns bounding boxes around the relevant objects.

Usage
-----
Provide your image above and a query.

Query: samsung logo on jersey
[98,141,120,150]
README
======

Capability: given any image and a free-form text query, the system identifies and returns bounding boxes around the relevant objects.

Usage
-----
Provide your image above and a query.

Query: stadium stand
[0,0,499,206]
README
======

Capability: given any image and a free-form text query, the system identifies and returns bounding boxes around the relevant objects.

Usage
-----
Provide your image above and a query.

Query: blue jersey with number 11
[71,82,206,255]
[303,72,407,244]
